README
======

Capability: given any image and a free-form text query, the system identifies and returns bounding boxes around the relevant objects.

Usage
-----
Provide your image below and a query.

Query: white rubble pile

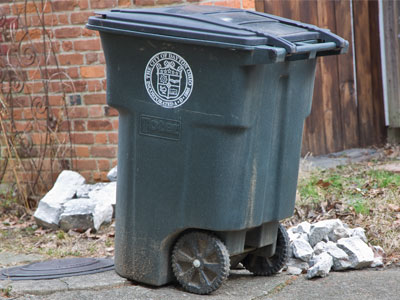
[34,169,118,232]
[286,219,384,279]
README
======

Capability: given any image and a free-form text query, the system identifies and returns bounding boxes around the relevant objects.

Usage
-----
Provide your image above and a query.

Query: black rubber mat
[0,258,114,280]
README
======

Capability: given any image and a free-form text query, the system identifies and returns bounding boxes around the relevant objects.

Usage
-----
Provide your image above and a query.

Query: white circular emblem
[144,51,194,109]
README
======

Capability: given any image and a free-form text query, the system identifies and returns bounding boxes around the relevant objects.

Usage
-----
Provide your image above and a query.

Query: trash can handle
[248,10,349,53]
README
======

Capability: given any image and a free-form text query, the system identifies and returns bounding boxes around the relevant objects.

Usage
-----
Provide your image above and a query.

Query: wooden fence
[256,0,386,155]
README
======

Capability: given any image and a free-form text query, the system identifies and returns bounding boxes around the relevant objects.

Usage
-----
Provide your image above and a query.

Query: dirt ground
[0,146,399,264]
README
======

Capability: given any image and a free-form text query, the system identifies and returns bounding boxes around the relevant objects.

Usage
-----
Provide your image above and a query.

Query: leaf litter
[0,146,399,265]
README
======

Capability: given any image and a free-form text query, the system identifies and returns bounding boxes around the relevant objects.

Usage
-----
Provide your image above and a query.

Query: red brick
[95,133,108,144]
[75,146,90,157]
[84,94,106,105]
[88,120,113,131]
[74,39,101,51]
[37,54,58,66]
[67,67,79,78]
[135,0,155,5]
[71,133,95,144]
[91,0,118,9]
[11,108,23,120]
[75,159,97,170]
[74,120,86,131]
[80,66,105,78]
[104,106,118,117]
[78,171,93,182]
[90,145,117,158]
[86,53,98,64]
[58,53,84,66]
[118,0,131,7]
[68,107,88,118]
[82,28,96,37]
[31,133,49,145]
[98,159,111,171]
[27,69,41,80]
[24,82,44,94]
[243,0,255,9]
[49,81,87,93]
[31,14,58,27]
[51,0,78,11]
[16,28,46,41]
[112,119,119,130]
[13,96,30,107]
[79,0,89,9]
[62,41,73,52]
[48,95,64,106]
[0,5,10,16]
[74,81,88,92]
[89,106,105,118]
[88,80,104,92]
[28,41,60,54]
[71,12,94,24]
[214,0,241,8]
[108,133,118,144]
[14,121,32,132]
[55,27,82,39]
[58,14,69,25]
[93,171,109,182]
[99,53,106,64]
[13,2,51,14]
[102,79,107,90]
[59,120,72,131]
[157,0,183,4]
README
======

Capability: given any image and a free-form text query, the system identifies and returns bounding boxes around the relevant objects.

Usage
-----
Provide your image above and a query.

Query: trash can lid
[87,5,348,54]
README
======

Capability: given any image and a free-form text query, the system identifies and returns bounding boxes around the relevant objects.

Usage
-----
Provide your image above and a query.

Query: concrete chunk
[286,258,309,275]
[89,182,117,220]
[292,239,314,262]
[107,166,117,182]
[306,252,333,279]
[34,171,86,229]
[309,219,344,247]
[59,199,96,232]
[328,226,352,242]
[76,183,108,198]
[337,237,374,269]
[350,227,368,243]
[291,221,311,235]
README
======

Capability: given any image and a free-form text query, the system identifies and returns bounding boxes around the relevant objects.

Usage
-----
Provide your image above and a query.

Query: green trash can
[87,5,348,294]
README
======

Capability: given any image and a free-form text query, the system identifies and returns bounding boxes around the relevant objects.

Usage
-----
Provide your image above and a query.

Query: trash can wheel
[171,231,230,294]
[242,224,289,276]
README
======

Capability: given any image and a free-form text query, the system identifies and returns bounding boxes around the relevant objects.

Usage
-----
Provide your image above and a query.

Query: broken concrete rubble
[33,171,86,229]
[350,227,368,243]
[59,199,97,232]
[308,219,345,247]
[337,237,374,269]
[291,238,314,262]
[34,170,117,232]
[287,219,384,280]
[285,258,309,275]
[306,252,333,279]
[107,165,117,182]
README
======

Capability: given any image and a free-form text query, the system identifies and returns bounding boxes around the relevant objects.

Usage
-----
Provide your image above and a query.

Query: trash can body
[87,5,348,287]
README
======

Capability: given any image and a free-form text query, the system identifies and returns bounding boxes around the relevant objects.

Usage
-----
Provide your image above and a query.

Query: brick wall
[0,0,255,192]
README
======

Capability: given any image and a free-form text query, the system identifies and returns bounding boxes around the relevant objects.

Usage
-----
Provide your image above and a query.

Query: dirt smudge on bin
[246,158,257,226]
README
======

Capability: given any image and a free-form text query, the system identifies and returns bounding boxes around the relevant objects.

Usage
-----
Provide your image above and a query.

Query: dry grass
[0,147,399,265]
[0,215,115,260]
[286,148,400,264]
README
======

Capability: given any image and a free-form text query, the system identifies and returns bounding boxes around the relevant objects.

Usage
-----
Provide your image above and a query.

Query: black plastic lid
[87,5,348,54]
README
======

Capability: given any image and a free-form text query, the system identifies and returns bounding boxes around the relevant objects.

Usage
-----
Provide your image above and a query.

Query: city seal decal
[144,51,194,109]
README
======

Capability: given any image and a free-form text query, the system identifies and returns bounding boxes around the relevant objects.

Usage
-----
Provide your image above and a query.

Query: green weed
[0,285,13,298]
